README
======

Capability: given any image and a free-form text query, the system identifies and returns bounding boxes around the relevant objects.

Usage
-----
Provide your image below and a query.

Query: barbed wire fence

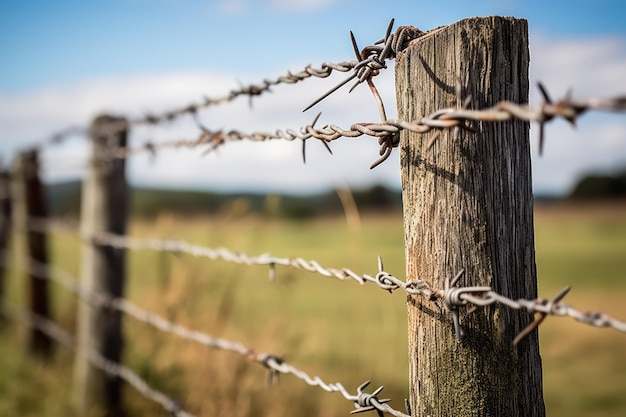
[1,16,626,417]
[23,217,626,336]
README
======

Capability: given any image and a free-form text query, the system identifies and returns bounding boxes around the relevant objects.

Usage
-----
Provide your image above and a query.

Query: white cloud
[529,33,626,195]
[0,64,398,193]
[531,118,626,195]
[2,32,626,196]
[530,33,626,98]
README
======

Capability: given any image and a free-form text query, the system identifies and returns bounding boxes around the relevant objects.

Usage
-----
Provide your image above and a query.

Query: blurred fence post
[0,168,12,325]
[396,17,545,416]
[12,150,53,356]
[73,115,129,417]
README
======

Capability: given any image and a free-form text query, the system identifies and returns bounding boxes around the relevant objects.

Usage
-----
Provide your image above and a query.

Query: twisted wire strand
[94,231,626,337]
[27,217,437,298]
[129,20,423,127]
[33,20,425,150]
[0,302,195,417]
[107,91,626,168]
[443,271,626,341]
[3,254,409,417]
[462,290,626,332]
[24,218,626,338]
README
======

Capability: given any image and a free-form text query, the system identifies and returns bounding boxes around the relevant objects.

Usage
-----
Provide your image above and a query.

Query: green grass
[1,203,626,416]
[533,201,626,417]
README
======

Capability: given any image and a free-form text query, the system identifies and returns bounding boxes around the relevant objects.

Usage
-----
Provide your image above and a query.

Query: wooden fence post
[73,115,128,417]
[396,17,545,416]
[0,168,12,325]
[12,150,53,356]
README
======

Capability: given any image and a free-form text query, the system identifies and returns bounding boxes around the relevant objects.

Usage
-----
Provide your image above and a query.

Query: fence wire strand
[2,253,409,417]
[23,218,626,340]
[443,269,626,342]
[27,217,436,297]
[8,17,626,417]
[105,89,626,169]
[0,302,196,417]
[33,19,425,151]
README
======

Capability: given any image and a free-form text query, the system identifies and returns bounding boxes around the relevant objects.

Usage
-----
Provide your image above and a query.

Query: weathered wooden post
[396,17,545,416]
[12,150,53,356]
[0,168,12,325]
[73,115,128,417]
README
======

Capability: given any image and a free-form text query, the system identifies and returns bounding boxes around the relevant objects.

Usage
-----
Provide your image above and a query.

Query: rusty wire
[32,20,424,151]
[130,19,423,127]
[104,88,626,168]
[443,270,626,342]
[3,254,409,417]
[0,302,195,417]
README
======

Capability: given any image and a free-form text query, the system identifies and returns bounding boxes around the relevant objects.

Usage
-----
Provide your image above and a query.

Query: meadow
[1,200,625,417]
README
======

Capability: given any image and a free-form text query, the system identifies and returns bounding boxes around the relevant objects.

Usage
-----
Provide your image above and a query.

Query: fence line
[32,19,424,153]
[98,87,626,170]
[27,216,419,292]
[1,252,410,417]
[4,16,626,417]
[22,218,626,340]
[0,302,196,417]
[443,270,626,342]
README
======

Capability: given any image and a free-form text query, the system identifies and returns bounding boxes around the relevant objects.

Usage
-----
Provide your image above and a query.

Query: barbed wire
[23,218,626,340]
[130,20,423,126]
[5,249,625,414]
[30,19,424,152]
[0,302,196,417]
[2,253,410,417]
[101,87,626,169]
[27,217,438,298]
[443,270,626,342]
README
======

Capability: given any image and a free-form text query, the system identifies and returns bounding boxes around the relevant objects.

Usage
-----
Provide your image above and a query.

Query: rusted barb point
[513,285,572,346]
[350,381,390,416]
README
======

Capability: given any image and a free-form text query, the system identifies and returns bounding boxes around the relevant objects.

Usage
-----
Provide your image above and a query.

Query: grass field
[1,201,625,416]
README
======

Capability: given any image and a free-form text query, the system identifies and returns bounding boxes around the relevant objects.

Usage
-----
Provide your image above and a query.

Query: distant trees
[569,169,626,199]
[46,181,403,219]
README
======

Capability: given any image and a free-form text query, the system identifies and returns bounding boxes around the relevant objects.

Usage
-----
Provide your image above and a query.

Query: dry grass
[1,202,625,416]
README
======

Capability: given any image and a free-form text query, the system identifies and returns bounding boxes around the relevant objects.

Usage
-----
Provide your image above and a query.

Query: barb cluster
[29,218,626,343]
[33,20,424,151]
[103,88,626,169]
[443,270,626,343]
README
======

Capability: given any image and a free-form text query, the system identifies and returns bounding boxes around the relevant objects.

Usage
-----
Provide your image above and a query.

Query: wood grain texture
[396,17,545,416]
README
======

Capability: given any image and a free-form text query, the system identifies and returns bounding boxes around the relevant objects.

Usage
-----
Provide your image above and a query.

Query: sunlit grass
[1,202,625,416]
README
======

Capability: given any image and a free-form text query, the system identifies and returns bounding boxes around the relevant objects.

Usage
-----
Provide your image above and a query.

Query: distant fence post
[0,168,12,325]
[396,17,545,416]
[11,150,53,356]
[73,115,128,417]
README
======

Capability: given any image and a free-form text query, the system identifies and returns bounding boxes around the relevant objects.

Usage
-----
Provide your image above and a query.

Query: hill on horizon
[46,180,402,220]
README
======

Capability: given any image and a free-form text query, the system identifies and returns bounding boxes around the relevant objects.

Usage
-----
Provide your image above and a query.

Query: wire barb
[440,271,626,340]
[27,217,423,295]
[2,254,410,417]
[100,87,626,169]
[304,19,424,113]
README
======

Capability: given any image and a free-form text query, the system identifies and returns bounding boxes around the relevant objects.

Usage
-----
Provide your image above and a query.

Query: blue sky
[1,0,626,195]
